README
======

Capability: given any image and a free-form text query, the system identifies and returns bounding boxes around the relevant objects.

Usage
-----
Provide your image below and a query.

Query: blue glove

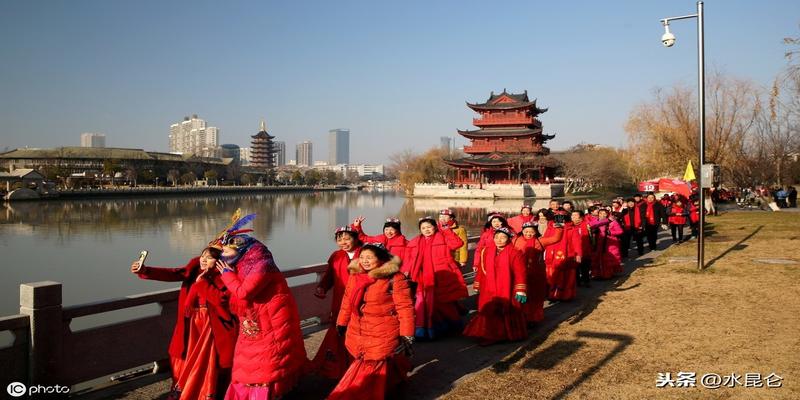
[515,293,527,304]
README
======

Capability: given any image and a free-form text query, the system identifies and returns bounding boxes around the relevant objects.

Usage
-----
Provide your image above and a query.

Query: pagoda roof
[457,127,544,139]
[251,130,274,139]
[466,89,548,113]
[445,153,561,168]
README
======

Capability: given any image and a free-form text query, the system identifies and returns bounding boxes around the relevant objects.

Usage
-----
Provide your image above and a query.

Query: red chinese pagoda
[445,90,558,185]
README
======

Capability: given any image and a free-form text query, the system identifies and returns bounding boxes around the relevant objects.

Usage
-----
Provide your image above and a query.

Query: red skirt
[327,355,411,400]
[309,324,351,379]
[523,263,547,323]
[169,307,226,399]
[548,261,576,301]
[463,300,527,343]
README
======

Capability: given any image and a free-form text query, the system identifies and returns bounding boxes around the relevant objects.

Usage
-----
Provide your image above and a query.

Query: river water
[0,190,600,316]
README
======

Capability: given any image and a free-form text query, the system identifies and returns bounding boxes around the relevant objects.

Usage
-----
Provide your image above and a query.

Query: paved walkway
[117,233,675,400]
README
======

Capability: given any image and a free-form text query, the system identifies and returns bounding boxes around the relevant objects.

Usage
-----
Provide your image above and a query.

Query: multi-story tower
[328,129,350,165]
[168,114,220,157]
[445,90,556,184]
[274,141,286,166]
[296,141,313,166]
[80,133,106,148]
[250,121,278,169]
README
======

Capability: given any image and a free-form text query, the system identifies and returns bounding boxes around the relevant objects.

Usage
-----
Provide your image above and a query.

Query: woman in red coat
[310,226,362,379]
[542,210,574,301]
[472,213,510,271]
[328,244,414,400]
[507,204,534,234]
[465,227,528,345]
[571,210,593,288]
[213,212,307,400]
[404,216,468,339]
[351,216,408,263]
[667,198,689,243]
[589,209,624,279]
[132,248,237,400]
[513,221,562,323]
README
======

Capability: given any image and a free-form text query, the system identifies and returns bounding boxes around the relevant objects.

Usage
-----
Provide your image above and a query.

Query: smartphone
[137,250,148,269]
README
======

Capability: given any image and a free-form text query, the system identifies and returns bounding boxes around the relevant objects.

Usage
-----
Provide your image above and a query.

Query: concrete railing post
[20,281,63,385]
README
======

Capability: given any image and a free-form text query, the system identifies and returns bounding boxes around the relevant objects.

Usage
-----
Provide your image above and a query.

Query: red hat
[439,209,454,216]
[520,204,532,211]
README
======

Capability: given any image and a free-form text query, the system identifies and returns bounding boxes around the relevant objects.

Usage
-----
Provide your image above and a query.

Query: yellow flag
[683,160,696,181]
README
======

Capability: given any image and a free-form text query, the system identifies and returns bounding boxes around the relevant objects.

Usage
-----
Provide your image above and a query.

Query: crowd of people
[129,194,701,399]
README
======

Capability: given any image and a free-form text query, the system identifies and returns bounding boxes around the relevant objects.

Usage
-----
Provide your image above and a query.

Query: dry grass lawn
[444,211,800,399]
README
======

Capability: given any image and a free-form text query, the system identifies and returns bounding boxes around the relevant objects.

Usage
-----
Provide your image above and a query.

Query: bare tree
[626,72,759,183]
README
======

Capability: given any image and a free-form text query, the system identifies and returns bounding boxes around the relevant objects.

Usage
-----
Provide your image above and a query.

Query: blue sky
[0,0,797,163]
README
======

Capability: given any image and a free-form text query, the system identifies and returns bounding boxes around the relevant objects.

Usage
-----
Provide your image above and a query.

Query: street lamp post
[660,1,705,270]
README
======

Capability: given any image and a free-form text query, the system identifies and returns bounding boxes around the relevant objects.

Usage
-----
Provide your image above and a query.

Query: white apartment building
[80,133,106,148]
[169,114,220,157]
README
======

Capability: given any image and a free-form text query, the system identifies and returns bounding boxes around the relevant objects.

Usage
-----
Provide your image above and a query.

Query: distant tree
[304,169,321,186]
[167,169,181,186]
[204,170,218,184]
[102,159,121,186]
[124,167,137,186]
[389,147,452,194]
[323,170,338,185]
[139,169,155,185]
[241,173,253,186]
[553,144,634,193]
[625,72,759,184]
[180,172,197,186]
[291,170,304,185]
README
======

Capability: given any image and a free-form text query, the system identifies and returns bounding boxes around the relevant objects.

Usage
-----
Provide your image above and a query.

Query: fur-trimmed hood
[347,256,402,279]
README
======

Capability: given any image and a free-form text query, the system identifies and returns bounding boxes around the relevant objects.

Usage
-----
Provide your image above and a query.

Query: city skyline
[1,1,798,164]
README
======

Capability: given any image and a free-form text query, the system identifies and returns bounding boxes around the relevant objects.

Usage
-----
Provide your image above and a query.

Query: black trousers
[644,224,659,250]
[621,229,645,256]
[577,258,592,284]
[670,224,685,242]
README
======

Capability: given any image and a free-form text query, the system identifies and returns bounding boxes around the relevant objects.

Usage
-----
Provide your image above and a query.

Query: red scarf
[348,271,376,315]
[646,202,656,225]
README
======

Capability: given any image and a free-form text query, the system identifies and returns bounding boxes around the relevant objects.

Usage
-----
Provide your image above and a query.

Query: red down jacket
[336,256,414,360]
[219,241,307,395]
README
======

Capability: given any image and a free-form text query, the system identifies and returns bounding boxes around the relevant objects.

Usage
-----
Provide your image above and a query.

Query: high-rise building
[328,129,350,165]
[250,121,278,170]
[296,141,313,166]
[239,148,252,165]
[274,141,286,166]
[168,114,220,157]
[440,136,452,154]
[80,133,106,148]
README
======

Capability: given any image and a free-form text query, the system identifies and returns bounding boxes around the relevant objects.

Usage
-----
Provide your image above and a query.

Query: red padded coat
[404,228,468,303]
[336,257,415,360]
[219,242,307,393]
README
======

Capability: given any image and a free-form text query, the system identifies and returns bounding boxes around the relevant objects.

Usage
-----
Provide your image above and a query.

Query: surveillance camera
[661,31,676,47]
[661,25,675,47]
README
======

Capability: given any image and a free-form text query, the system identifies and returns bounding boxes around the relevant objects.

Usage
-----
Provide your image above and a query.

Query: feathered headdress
[209,208,257,250]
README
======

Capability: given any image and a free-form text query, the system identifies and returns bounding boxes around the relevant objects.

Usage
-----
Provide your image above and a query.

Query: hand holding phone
[131,250,148,273]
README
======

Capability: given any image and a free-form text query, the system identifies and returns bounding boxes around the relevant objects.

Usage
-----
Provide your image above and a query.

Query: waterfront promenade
[3,211,797,399]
